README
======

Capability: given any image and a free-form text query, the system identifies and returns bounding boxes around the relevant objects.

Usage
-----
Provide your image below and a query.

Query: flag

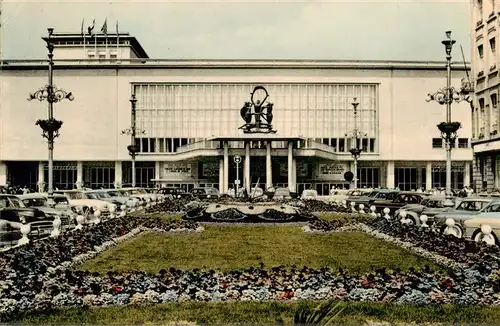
[80,18,84,36]
[101,18,108,35]
[87,18,95,36]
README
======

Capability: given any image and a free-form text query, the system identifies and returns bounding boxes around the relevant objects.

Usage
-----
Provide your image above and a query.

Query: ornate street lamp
[27,28,74,207]
[426,31,473,206]
[346,98,366,189]
[121,94,145,188]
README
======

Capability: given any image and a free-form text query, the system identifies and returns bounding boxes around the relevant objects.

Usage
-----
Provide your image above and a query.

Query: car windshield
[456,200,487,211]
[54,197,69,205]
[275,189,290,196]
[119,190,131,197]
[368,191,379,197]
[84,193,100,200]
[22,198,47,207]
[66,192,85,200]
[481,202,500,212]
[108,191,121,197]
[426,200,444,208]
[420,198,430,206]
[0,196,25,208]
[97,192,112,198]
[130,189,147,195]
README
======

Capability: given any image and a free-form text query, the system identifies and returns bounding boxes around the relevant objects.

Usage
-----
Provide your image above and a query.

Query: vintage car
[0,194,56,244]
[348,189,400,208]
[272,187,293,200]
[372,191,431,215]
[328,188,372,203]
[103,189,140,207]
[432,197,496,234]
[120,187,158,203]
[190,187,221,200]
[83,190,129,213]
[435,198,500,238]
[301,189,319,200]
[17,193,76,229]
[54,190,113,216]
[463,213,500,245]
[395,196,458,225]
[159,187,193,200]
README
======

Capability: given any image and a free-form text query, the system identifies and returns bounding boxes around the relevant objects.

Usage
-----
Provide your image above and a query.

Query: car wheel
[405,216,417,226]
[472,229,499,246]
[440,224,463,238]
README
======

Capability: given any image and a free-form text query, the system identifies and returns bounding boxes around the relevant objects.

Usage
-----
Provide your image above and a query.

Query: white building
[0,31,473,194]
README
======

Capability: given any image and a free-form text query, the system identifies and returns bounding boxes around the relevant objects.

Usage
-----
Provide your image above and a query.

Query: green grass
[79,225,440,274]
[15,301,500,325]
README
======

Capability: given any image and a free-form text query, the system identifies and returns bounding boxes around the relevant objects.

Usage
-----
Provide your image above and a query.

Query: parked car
[434,198,500,238]
[395,196,458,225]
[54,190,112,216]
[328,188,372,203]
[120,187,158,203]
[103,189,140,208]
[17,193,76,229]
[190,187,220,200]
[159,187,193,200]
[463,214,500,245]
[348,189,400,208]
[0,194,55,244]
[301,189,318,200]
[372,191,431,215]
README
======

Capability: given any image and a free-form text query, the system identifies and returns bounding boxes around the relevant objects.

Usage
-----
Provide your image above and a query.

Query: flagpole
[82,18,86,53]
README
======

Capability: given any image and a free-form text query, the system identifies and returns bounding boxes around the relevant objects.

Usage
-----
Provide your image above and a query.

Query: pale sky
[1,0,471,61]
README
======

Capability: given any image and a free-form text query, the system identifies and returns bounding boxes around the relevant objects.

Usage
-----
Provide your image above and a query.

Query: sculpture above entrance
[239,86,277,134]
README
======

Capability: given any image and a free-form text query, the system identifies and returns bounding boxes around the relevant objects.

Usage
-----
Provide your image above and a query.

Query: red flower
[118,227,125,235]
[113,286,123,293]
[221,281,230,288]
[441,279,454,289]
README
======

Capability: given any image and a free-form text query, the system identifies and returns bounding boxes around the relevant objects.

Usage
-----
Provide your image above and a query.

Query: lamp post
[426,31,473,206]
[28,28,74,207]
[121,94,145,188]
[346,98,365,189]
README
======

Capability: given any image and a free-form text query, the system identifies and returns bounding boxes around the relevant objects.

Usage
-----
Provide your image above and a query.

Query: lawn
[16,301,500,325]
[78,225,440,274]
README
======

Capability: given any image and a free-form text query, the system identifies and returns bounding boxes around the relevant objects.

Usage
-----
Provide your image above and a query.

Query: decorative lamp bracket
[35,118,63,139]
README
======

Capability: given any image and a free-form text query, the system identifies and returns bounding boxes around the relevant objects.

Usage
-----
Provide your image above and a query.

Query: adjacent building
[471,0,500,191]
[0,31,473,194]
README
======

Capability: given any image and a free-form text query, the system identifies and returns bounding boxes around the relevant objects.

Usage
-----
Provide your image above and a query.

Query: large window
[357,167,380,188]
[122,162,156,188]
[395,168,418,191]
[431,166,465,189]
[83,163,115,189]
[44,164,77,190]
[133,83,378,142]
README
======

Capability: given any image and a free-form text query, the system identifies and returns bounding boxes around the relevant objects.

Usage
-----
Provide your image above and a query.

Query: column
[155,161,161,187]
[386,161,395,189]
[266,141,272,189]
[464,161,471,188]
[287,141,294,192]
[0,162,7,186]
[223,141,229,194]
[426,162,432,191]
[244,141,251,193]
[219,158,224,192]
[74,161,83,189]
[114,161,122,189]
[291,157,297,193]
[37,161,45,192]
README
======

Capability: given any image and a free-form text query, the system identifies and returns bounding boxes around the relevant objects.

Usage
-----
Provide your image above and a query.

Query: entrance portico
[212,136,302,194]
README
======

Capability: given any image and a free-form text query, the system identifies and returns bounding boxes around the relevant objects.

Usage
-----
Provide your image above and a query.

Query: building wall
[0,64,473,162]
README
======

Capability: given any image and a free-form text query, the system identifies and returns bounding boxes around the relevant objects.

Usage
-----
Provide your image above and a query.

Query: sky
[1,0,471,61]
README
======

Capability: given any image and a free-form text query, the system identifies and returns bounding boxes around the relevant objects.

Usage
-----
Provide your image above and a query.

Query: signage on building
[280,163,308,177]
[202,163,219,177]
[318,163,348,181]
[163,163,192,177]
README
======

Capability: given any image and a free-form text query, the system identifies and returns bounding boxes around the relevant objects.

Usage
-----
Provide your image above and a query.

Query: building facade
[470,0,500,191]
[0,32,473,195]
